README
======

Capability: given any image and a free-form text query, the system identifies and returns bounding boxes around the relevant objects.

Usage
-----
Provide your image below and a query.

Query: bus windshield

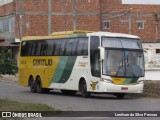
[103,50,144,77]
[102,37,144,77]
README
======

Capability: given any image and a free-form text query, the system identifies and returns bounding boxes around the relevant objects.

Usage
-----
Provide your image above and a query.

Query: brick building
[0,0,160,42]
[0,0,160,68]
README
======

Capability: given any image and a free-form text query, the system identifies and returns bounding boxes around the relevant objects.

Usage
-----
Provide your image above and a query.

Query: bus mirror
[98,47,105,61]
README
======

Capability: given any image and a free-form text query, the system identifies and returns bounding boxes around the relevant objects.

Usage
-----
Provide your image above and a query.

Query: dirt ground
[0,74,18,83]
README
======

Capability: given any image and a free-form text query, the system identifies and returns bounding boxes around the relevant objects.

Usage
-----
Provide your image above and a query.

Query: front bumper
[98,81,144,93]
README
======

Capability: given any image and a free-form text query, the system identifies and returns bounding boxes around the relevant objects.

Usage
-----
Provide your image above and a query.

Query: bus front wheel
[80,80,90,98]
[35,77,50,93]
[115,93,125,99]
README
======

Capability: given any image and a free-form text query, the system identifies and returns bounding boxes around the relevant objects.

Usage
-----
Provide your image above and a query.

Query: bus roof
[50,30,94,36]
[22,30,139,41]
[22,30,94,41]
[88,32,139,39]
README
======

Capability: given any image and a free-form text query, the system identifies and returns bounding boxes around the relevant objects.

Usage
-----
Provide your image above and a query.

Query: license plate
[121,87,128,90]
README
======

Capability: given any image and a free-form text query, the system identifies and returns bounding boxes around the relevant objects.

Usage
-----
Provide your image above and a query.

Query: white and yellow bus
[18,30,145,98]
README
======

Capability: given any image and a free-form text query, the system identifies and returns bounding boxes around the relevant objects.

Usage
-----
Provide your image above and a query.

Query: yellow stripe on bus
[112,77,126,84]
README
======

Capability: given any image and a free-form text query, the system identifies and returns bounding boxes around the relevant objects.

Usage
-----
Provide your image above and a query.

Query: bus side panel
[18,57,31,87]
[18,56,60,88]
[49,56,100,92]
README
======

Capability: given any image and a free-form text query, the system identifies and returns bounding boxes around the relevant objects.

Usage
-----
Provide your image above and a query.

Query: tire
[29,77,36,93]
[116,93,125,99]
[61,90,77,95]
[43,88,50,94]
[80,80,90,98]
[35,77,43,93]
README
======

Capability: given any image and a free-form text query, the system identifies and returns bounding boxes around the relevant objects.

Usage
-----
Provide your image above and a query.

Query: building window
[156,49,160,54]
[137,22,145,29]
[0,20,3,33]
[103,20,110,29]
[3,19,9,33]
[0,0,13,6]
[0,17,15,33]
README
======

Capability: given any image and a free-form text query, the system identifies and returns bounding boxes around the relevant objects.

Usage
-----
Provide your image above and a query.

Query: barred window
[137,22,145,29]
[103,20,110,29]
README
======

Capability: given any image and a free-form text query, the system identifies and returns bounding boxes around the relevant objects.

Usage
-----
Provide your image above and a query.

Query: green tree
[0,50,17,75]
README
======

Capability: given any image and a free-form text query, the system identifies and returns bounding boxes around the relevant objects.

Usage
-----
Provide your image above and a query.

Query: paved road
[0,81,160,119]
[0,81,160,111]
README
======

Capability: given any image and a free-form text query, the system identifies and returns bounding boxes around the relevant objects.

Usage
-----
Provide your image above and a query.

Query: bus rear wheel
[35,77,44,93]
[29,77,36,93]
[35,77,50,93]
[80,80,90,98]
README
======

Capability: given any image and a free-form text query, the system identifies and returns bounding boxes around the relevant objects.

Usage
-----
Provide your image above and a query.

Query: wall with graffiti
[143,43,160,69]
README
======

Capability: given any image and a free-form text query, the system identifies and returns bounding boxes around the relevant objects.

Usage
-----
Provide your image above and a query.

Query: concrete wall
[143,43,160,69]
[145,70,160,80]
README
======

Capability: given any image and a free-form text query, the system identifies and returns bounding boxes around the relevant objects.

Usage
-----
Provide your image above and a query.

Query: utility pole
[128,16,132,34]
[155,14,159,40]
[19,0,23,40]
[72,0,76,30]
[48,0,52,35]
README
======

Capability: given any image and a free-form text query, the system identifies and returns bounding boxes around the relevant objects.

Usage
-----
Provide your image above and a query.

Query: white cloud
[122,0,160,5]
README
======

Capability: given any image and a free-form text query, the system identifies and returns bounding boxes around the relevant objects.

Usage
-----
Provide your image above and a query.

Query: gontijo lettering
[33,59,52,66]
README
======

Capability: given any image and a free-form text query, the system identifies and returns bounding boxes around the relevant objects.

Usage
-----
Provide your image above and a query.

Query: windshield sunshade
[103,50,144,77]
[102,37,142,49]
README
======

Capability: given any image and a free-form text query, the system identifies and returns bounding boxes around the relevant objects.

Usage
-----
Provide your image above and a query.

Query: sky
[122,0,160,5]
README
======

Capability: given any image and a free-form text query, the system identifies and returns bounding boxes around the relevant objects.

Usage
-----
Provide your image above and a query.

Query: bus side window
[28,42,32,56]
[46,40,53,56]
[21,41,29,56]
[40,41,48,56]
[66,38,75,56]
[28,41,36,56]
[90,36,100,77]
[72,38,78,55]
[77,38,88,56]
[83,38,88,55]
[77,40,82,55]
[54,40,60,56]
[60,39,66,55]
[53,39,66,56]
[36,41,41,56]
[31,41,37,56]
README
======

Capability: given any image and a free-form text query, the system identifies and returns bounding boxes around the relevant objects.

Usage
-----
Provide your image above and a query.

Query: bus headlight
[102,78,113,83]
[137,80,144,84]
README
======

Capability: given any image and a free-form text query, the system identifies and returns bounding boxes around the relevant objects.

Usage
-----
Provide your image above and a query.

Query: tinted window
[40,41,48,56]
[53,39,66,56]
[21,41,30,56]
[77,38,88,55]
[90,36,100,77]
[21,37,88,56]
[36,41,41,56]
[102,37,142,49]
[30,41,37,56]
[66,39,75,55]
[46,40,54,56]
[72,39,78,55]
